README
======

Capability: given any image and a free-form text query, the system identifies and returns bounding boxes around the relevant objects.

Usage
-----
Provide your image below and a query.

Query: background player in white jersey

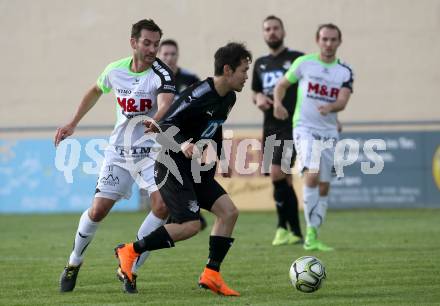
[252,15,304,246]
[54,19,176,293]
[273,23,354,251]
[158,39,209,230]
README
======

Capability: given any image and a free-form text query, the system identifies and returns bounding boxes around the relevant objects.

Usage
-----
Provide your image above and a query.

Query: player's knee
[88,206,107,222]
[151,200,168,219]
[224,204,239,222]
[319,183,330,196]
[150,191,169,219]
[304,171,320,187]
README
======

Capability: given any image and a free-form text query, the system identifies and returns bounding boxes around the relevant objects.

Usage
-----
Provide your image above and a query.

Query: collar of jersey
[126,57,151,76]
[312,53,338,67]
[268,47,288,59]
[206,77,220,97]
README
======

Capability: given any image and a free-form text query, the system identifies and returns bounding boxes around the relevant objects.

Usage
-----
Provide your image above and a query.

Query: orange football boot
[198,267,240,296]
[114,243,139,282]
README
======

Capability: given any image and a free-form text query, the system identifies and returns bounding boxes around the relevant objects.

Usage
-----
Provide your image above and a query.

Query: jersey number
[201,120,224,138]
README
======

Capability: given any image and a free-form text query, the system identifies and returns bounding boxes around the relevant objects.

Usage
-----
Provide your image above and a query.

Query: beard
[266,38,283,50]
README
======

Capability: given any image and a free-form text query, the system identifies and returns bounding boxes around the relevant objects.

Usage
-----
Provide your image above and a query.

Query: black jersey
[175,68,200,100]
[252,48,304,134]
[159,77,234,157]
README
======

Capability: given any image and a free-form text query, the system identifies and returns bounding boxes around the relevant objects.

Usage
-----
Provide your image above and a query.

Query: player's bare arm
[272,76,290,120]
[253,91,273,111]
[318,87,351,116]
[144,92,175,133]
[54,85,102,147]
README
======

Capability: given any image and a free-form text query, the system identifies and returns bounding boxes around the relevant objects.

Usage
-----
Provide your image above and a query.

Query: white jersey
[97,57,176,147]
[285,53,354,131]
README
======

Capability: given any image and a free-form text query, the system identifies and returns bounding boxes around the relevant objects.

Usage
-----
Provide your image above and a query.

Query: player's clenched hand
[181,142,200,159]
[255,93,273,111]
[318,104,332,116]
[273,104,289,120]
[54,123,75,147]
[143,120,159,133]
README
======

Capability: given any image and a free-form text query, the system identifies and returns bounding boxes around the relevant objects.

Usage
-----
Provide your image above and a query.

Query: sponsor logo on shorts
[188,200,199,213]
[100,174,119,186]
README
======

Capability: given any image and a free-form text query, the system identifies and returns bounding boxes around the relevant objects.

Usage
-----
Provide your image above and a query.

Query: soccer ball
[289,256,326,293]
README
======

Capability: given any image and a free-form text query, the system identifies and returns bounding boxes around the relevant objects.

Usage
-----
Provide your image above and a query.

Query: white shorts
[95,145,160,201]
[293,127,339,182]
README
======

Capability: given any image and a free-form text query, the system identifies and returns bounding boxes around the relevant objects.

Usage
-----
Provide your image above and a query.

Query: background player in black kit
[158,39,201,99]
[115,42,252,296]
[252,15,303,246]
[158,39,209,230]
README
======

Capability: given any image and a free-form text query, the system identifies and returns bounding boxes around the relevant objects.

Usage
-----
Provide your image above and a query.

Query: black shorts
[155,153,226,223]
[262,128,296,169]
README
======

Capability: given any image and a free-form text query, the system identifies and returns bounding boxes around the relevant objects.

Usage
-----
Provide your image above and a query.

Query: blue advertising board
[330,131,440,208]
[0,138,139,213]
[1,130,440,212]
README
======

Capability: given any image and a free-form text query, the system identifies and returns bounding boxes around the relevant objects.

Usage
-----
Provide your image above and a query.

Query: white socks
[303,186,321,228]
[67,209,166,272]
[69,209,99,266]
[132,212,167,274]
[318,196,329,227]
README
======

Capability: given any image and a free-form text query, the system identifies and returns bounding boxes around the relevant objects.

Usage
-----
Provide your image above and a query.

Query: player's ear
[223,64,233,76]
[130,37,137,50]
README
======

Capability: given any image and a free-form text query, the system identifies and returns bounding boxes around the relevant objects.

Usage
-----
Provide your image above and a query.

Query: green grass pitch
[1,209,439,305]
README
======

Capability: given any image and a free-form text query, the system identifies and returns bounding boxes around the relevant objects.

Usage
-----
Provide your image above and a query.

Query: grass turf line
[0,209,439,305]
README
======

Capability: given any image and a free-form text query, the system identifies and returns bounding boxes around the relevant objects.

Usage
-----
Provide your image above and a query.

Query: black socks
[206,236,234,272]
[133,226,175,254]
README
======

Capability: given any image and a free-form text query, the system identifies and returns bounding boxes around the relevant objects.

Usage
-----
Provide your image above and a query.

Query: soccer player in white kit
[273,24,354,251]
[54,19,176,293]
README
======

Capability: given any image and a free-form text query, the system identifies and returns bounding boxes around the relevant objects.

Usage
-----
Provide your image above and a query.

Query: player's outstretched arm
[273,77,290,120]
[54,85,102,147]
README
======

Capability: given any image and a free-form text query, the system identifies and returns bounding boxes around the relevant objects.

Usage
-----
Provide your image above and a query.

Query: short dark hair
[316,23,342,40]
[263,15,284,29]
[131,19,163,40]
[214,42,252,76]
[160,39,178,50]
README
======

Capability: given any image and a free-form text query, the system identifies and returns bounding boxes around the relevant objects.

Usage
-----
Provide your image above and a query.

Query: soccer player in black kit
[115,42,252,296]
[158,39,209,230]
[252,15,304,246]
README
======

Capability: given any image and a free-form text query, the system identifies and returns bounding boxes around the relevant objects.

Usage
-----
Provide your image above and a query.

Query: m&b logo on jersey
[307,82,339,100]
[117,97,152,116]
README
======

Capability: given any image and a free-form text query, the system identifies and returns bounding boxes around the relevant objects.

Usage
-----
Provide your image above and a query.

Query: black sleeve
[192,74,200,83]
[296,51,305,58]
[157,122,189,149]
[157,92,202,146]
[342,70,354,92]
[339,62,354,93]
[251,59,262,92]
[153,59,177,94]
